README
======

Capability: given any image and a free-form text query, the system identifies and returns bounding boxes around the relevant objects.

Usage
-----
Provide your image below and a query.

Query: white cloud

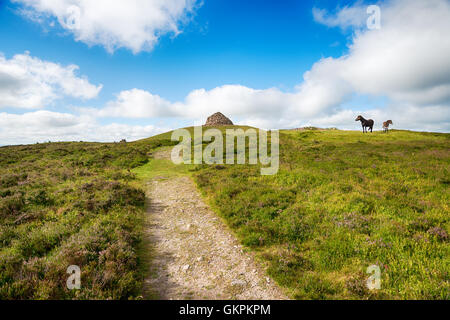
[0,110,168,145]
[94,89,175,118]
[15,0,200,53]
[0,52,102,109]
[82,85,302,122]
[340,1,450,106]
[310,0,450,105]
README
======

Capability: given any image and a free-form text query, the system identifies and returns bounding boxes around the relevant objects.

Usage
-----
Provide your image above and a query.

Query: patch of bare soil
[143,175,288,300]
[152,148,173,160]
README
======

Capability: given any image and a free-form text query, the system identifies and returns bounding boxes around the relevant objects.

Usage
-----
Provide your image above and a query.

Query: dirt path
[142,152,287,299]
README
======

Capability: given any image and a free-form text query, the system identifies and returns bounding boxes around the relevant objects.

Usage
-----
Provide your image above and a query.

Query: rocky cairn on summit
[204,112,234,126]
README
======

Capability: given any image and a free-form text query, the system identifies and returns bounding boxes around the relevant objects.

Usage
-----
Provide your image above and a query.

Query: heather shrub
[193,129,449,299]
[0,138,168,299]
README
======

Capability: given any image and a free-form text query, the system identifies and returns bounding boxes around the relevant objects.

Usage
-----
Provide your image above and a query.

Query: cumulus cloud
[0,110,168,146]
[0,52,102,109]
[310,0,450,107]
[93,89,175,118]
[14,0,200,53]
[85,0,450,132]
[82,85,303,123]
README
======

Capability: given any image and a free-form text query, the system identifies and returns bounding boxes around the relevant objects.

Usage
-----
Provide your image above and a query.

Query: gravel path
[142,174,288,300]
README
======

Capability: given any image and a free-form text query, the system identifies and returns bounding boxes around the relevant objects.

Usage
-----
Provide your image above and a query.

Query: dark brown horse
[355,115,374,133]
[383,120,393,133]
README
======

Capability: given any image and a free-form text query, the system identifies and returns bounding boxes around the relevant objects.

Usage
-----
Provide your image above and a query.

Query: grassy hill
[0,138,176,299]
[0,128,448,299]
[193,129,449,299]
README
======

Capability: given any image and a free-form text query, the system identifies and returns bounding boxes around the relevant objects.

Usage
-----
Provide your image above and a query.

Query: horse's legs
[370,126,373,133]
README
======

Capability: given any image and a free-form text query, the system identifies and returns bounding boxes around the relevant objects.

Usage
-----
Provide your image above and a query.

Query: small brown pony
[383,120,393,133]
[355,115,374,133]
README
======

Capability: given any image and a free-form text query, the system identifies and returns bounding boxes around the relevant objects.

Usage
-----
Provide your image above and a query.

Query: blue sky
[1,1,348,100]
[0,0,449,145]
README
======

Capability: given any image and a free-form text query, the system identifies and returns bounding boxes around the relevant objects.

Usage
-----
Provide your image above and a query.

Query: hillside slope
[0,138,175,299]
[193,129,449,299]
[0,128,448,299]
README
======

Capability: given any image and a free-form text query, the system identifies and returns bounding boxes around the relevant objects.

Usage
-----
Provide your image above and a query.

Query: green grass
[132,150,192,180]
[192,129,450,299]
[1,127,448,300]
[0,138,175,299]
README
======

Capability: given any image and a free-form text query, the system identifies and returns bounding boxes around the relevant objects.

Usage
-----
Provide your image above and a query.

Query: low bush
[0,138,172,299]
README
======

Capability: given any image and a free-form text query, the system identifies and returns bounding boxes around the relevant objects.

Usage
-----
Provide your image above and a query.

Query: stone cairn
[204,112,234,126]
